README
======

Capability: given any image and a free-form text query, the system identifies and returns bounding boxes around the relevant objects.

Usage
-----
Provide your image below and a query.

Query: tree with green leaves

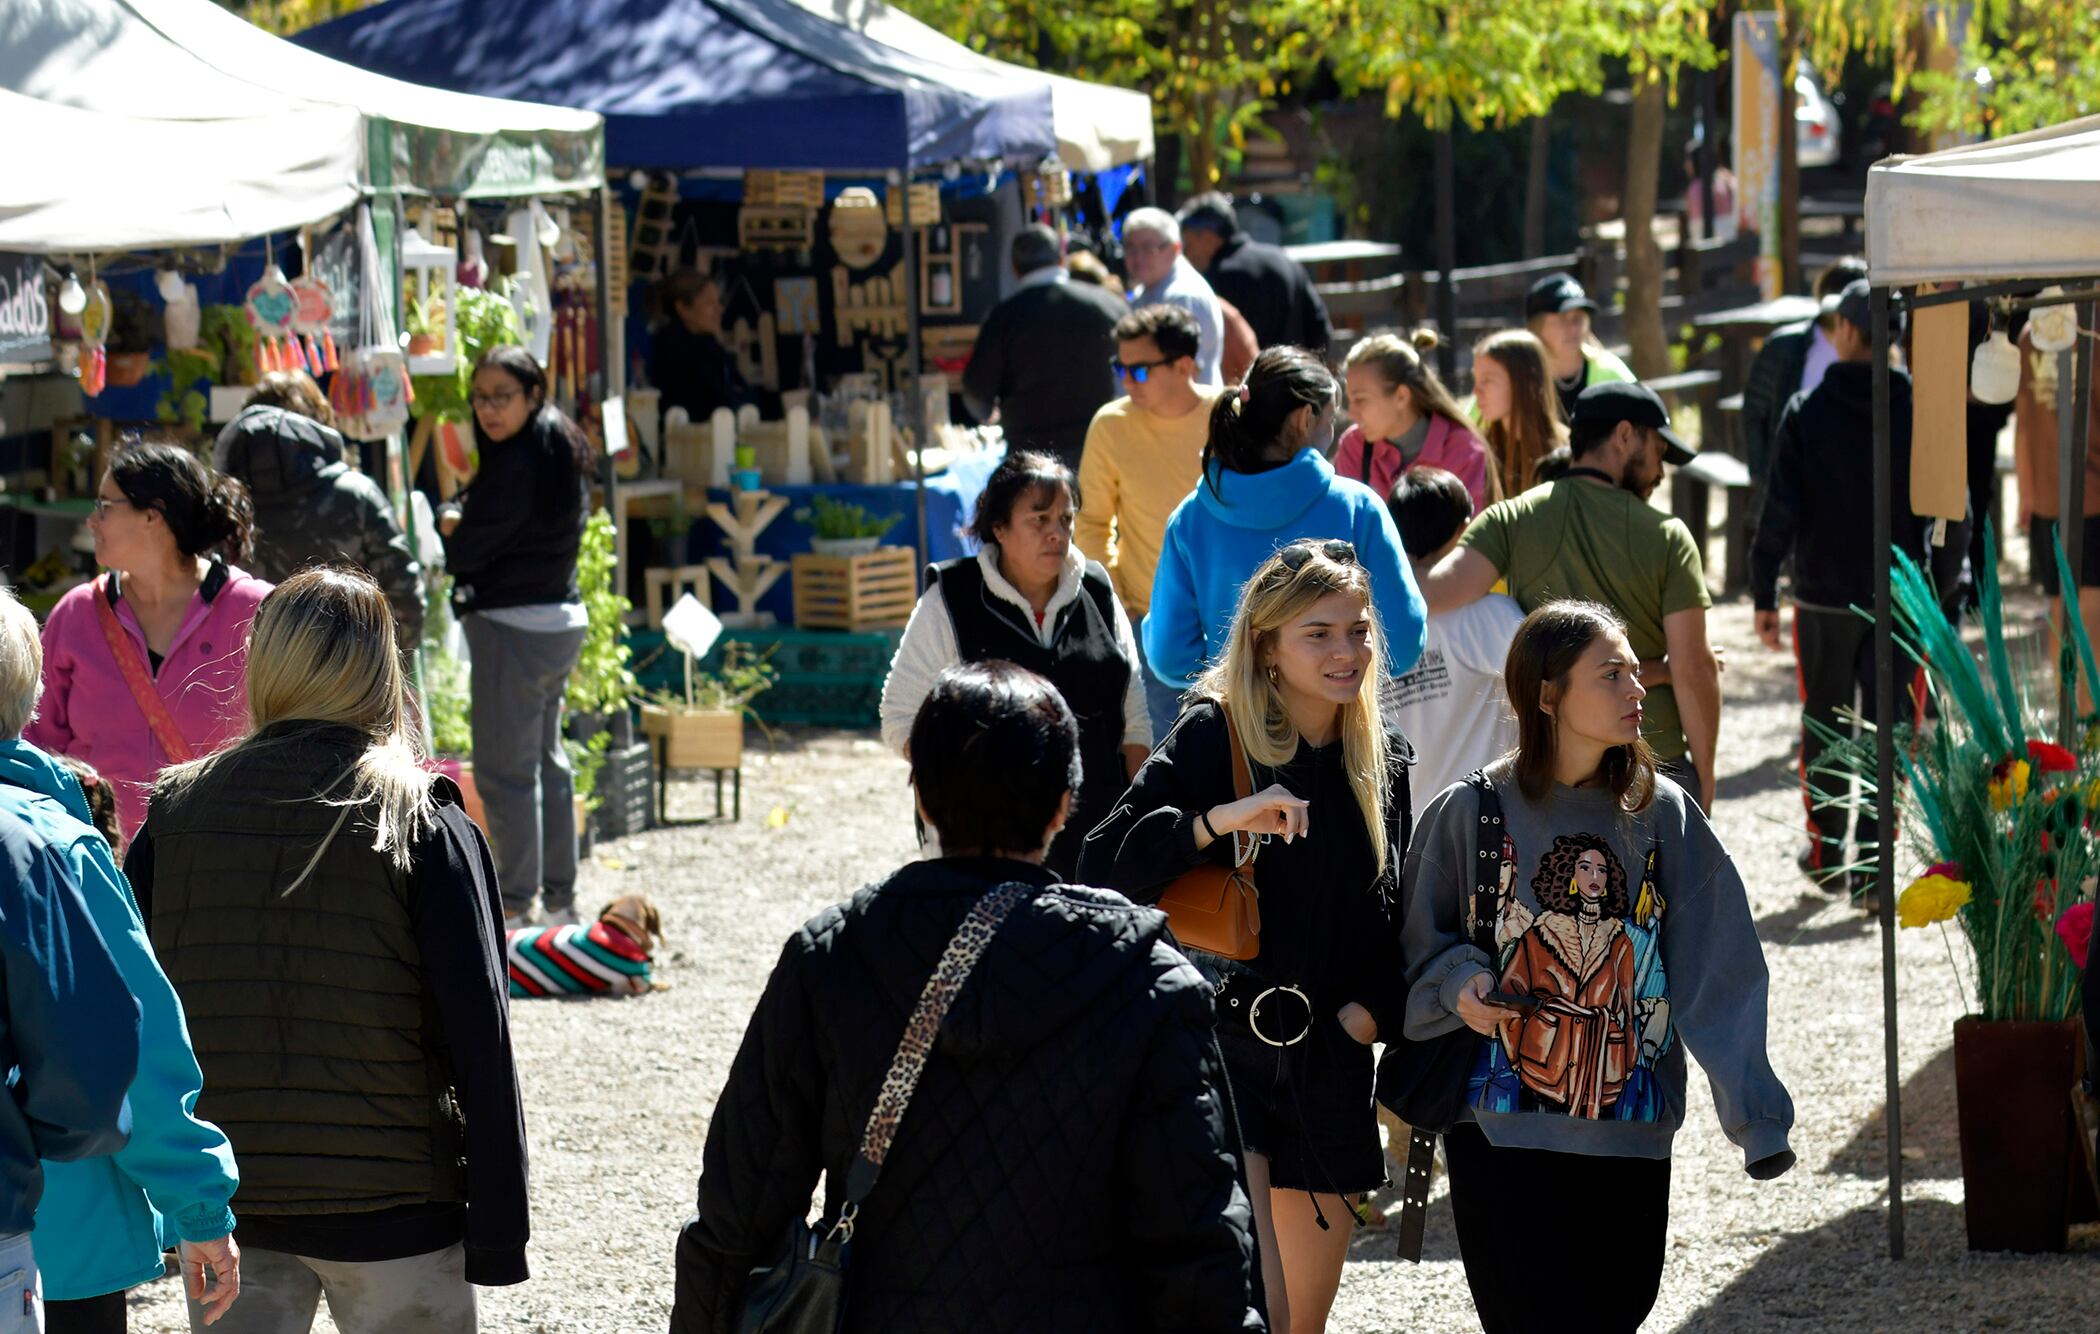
[214,0,374,36]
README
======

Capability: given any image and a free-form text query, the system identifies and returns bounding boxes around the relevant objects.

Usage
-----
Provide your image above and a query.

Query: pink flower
[2057,902,2095,969]
[1928,860,1964,880]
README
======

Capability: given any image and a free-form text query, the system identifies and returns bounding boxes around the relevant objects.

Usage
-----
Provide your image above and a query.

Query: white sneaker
[542,906,580,929]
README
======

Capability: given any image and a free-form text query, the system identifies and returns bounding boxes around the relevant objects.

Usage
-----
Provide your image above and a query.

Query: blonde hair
[1474,329,1569,498]
[1194,545,1393,873]
[0,589,43,739]
[157,568,434,887]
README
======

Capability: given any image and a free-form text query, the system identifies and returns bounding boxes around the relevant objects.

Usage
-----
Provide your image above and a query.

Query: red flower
[1928,860,1964,880]
[2027,740,2079,773]
[2057,902,2095,969]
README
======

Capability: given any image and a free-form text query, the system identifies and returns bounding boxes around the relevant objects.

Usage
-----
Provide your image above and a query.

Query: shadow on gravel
[1826,1043,1962,1182]
[1676,1197,2099,1332]
[1756,889,1876,949]
[1714,749,1799,804]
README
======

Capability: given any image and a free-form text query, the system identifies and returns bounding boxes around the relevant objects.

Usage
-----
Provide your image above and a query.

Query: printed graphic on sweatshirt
[1468,833,1674,1121]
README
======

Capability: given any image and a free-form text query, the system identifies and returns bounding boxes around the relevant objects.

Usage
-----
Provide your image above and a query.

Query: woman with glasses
[1080,541,1412,1334]
[436,346,594,930]
[29,441,269,845]
[1142,346,1426,704]
[881,450,1149,879]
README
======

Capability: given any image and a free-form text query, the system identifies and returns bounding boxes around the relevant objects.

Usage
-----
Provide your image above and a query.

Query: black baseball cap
[1572,381,1696,465]
[1526,273,1597,318]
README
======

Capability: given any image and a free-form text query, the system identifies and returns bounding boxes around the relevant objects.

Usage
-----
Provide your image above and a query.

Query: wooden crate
[745,169,825,209]
[791,546,917,631]
[639,704,742,770]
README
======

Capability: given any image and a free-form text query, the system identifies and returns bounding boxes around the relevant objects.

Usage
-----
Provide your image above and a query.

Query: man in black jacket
[1751,280,1966,900]
[1176,192,1333,357]
[962,225,1128,472]
[1739,256,1867,488]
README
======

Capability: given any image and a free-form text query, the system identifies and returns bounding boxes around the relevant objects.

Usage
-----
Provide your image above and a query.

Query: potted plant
[796,493,901,557]
[647,493,693,568]
[639,640,776,772]
[405,288,446,358]
[104,288,161,388]
[411,282,519,424]
[1873,535,2100,1253]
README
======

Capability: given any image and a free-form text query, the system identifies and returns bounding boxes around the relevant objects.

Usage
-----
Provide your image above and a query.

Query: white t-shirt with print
[1383,593,1525,805]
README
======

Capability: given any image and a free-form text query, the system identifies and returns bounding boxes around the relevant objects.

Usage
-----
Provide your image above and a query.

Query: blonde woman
[1471,330,1570,499]
[130,568,528,1333]
[1081,541,1410,1334]
[1334,330,1499,510]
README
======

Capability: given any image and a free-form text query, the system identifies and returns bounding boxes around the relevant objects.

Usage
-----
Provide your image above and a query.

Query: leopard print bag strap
[838,881,1035,1213]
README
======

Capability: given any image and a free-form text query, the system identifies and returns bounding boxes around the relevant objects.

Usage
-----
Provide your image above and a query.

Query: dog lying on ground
[506,894,666,997]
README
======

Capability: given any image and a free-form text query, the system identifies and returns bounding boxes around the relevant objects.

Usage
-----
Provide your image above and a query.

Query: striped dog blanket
[506,920,654,997]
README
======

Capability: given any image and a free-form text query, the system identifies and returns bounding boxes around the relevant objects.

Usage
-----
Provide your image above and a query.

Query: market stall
[1862,114,2100,1260]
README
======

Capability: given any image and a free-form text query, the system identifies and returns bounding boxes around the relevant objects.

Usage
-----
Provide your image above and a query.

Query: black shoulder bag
[1372,769,1504,1262]
[692,882,1034,1334]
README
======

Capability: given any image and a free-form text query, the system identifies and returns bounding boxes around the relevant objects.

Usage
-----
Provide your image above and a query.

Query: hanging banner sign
[1732,12,1785,302]
[0,253,53,365]
[308,225,363,349]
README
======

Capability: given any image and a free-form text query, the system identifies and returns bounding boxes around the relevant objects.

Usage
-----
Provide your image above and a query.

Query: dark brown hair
[1113,304,1201,364]
[1531,833,1631,916]
[1204,346,1335,494]
[109,440,253,563]
[968,450,1076,542]
[472,345,594,474]
[243,370,335,429]
[1474,329,1568,498]
[1504,600,1656,812]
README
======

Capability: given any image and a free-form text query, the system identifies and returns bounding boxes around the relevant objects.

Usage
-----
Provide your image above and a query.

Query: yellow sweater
[1074,386,1222,617]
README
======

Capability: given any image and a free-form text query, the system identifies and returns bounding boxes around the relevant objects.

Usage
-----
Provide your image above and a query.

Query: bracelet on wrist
[1198,809,1220,841]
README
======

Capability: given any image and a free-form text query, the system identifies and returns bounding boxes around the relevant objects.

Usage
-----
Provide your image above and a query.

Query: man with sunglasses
[961,225,1129,472]
[1075,306,1224,737]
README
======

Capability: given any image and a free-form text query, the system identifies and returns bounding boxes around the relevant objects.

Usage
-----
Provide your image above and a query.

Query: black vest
[148,725,466,1216]
[931,556,1132,875]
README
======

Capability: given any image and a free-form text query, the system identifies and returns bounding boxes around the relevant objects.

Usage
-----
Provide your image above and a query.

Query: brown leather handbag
[1156,717,1261,959]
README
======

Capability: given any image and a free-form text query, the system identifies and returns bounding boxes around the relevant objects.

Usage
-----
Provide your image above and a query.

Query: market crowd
[6,192,2072,1334]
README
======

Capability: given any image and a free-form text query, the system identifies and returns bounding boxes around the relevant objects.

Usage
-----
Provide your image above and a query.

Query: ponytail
[204,474,254,564]
[1203,346,1335,498]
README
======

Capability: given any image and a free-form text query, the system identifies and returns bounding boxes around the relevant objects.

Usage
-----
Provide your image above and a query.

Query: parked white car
[1797,63,1843,169]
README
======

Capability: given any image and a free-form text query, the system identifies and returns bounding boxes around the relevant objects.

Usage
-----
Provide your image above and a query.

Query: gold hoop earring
[1267,666,1281,686]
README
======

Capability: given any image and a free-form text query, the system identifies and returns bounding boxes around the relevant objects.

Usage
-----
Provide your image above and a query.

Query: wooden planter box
[639,704,743,770]
[791,545,916,631]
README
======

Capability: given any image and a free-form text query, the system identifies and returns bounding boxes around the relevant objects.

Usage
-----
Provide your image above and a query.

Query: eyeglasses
[90,497,131,519]
[1110,358,1172,384]
[1277,539,1357,571]
[469,389,522,410]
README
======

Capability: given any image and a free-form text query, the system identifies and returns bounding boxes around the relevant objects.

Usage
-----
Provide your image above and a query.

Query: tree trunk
[1623,73,1671,379]
[1154,134,1184,212]
[1523,116,1550,259]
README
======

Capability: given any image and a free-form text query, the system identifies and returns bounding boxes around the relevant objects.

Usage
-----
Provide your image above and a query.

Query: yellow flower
[1898,873,1973,929]
[1989,758,2031,810]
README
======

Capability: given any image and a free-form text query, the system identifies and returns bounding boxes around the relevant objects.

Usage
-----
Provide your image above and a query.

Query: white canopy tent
[784,0,1155,170]
[1867,114,2100,286]
[0,88,363,252]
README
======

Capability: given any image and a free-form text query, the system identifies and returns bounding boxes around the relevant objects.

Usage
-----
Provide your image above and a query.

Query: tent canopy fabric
[1867,114,2100,286]
[295,0,1140,172]
[0,88,364,252]
[1,0,604,202]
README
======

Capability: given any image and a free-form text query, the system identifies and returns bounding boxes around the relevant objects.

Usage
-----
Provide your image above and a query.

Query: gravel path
[127,599,2096,1332]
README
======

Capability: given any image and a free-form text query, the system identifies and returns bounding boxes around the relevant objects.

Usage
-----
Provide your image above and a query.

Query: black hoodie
[213,405,425,641]
[673,857,1265,1334]
[1751,360,1966,612]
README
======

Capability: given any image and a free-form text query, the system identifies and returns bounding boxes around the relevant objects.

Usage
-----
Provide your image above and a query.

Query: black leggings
[45,1292,128,1334]
[1444,1122,1671,1334]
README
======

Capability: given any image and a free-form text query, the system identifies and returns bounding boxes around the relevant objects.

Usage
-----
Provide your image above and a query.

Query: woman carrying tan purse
[1079,539,1413,1334]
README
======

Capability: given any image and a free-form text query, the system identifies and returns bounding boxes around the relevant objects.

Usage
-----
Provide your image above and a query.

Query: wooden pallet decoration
[833,261,908,348]
[645,565,712,629]
[605,204,629,317]
[629,176,680,282]
[745,170,825,210]
[883,182,942,228]
[738,205,814,253]
[791,547,917,631]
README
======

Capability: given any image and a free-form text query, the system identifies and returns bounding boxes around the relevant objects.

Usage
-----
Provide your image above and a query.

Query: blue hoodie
[4,740,238,1300]
[1141,448,1428,689]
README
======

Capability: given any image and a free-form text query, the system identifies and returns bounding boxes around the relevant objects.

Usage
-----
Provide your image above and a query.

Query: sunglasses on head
[1277,539,1357,572]
[1110,357,1172,384]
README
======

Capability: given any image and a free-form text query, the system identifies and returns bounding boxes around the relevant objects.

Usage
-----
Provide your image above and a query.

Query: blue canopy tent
[294,0,1058,173]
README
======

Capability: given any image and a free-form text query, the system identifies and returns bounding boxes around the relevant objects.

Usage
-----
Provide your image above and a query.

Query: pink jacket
[1333,416,1493,512]
[27,567,271,841]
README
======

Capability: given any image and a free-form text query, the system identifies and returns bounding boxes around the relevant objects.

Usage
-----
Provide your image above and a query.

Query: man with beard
[1417,382,1720,808]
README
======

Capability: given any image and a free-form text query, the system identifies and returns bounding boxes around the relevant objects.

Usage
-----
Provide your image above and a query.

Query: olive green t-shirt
[1461,476,1711,758]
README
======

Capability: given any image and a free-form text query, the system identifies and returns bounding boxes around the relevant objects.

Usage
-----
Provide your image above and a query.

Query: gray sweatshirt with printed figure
[1401,760,1794,1170]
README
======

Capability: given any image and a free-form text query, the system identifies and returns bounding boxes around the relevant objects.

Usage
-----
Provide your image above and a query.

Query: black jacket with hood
[213,405,425,642]
[672,857,1264,1334]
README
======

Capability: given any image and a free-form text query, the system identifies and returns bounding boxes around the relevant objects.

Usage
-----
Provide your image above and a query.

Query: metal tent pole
[1870,281,1905,1261]
[899,171,930,566]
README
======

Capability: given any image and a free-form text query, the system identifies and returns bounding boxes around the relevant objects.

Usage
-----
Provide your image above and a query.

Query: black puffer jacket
[213,405,424,642]
[672,857,1264,1334]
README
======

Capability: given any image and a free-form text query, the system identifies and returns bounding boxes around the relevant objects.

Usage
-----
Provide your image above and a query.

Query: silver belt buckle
[1248,984,1312,1047]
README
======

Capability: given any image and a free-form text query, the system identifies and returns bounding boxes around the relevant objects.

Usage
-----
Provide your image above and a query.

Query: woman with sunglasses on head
[436,346,594,931]
[1399,600,1792,1334]
[1143,347,1426,707]
[29,441,269,846]
[882,450,1150,880]
[1081,541,1412,1334]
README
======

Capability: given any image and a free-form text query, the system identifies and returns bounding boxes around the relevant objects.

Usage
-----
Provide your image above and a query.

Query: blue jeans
[1130,624,1187,746]
[0,1232,40,1334]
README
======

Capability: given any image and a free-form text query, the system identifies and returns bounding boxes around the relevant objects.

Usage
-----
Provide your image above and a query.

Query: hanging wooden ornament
[827,188,889,270]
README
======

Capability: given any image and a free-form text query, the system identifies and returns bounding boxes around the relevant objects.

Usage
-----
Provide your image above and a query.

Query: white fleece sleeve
[878,585,959,756]
[1110,591,1153,749]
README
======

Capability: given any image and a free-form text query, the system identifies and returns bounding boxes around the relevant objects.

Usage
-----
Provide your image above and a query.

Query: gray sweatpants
[186,1243,474,1334]
[462,614,586,918]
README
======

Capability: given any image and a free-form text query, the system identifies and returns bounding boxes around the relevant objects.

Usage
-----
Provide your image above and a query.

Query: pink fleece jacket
[27,567,271,841]
[1332,415,1494,512]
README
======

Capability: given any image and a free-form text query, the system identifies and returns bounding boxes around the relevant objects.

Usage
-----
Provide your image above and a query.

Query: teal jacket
[7,741,238,1300]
